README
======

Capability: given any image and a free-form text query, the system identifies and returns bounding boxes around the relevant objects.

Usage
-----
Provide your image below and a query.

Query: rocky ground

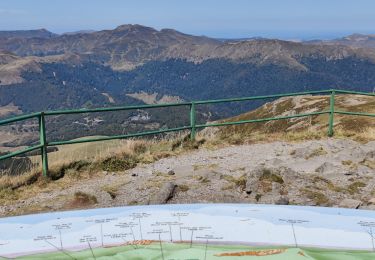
[1,138,374,217]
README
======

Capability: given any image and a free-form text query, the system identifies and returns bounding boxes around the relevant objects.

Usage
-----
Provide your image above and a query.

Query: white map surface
[0,204,375,257]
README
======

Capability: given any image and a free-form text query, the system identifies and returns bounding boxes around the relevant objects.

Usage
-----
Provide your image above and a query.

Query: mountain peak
[114,24,157,33]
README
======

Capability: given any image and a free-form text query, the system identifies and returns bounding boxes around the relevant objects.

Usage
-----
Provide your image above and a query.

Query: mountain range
[305,33,375,49]
[1,24,375,116]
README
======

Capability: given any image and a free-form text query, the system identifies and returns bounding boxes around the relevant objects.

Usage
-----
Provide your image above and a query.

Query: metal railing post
[39,112,49,177]
[190,102,196,141]
[328,90,335,137]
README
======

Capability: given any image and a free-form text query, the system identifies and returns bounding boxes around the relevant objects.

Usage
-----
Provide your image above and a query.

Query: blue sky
[1,0,375,40]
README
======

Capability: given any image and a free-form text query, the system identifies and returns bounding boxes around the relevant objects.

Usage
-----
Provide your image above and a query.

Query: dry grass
[300,188,330,206]
[212,94,374,145]
[305,147,328,159]
[347,181,367,195]
[361,159,375,170]
[177,184,190,192]
[312,175,367,195]
[0,133,204,202]
[38,137,138,169]
[221,174,247,190]
[212,125,374,146]
[0,168,40,190]
[259,169,284,184]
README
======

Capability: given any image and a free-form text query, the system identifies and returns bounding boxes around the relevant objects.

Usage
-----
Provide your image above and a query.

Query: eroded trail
[1,138,374,217]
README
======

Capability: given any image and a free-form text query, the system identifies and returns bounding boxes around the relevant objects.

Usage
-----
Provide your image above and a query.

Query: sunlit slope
[217,94,375,141]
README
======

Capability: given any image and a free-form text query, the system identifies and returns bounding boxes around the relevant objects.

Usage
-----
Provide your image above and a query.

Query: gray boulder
[315,162,336,174]
[148,182,176,205]
[339,199,362,209]
[245,166,265,194]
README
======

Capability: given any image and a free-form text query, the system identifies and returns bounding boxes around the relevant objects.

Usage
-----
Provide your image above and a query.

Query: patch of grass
[326,183,345,193]
[0,187,19,203]
[300,188,329,206]
[340,159,360,171]
[193,175,210,183]
[0,170,40,191]
[312,176,345,193]
[313,176,366,195]
[305,147,327,159]
[339,117,373,133]
[100,153,139,172]
[132,141,148,155]
[178,184,190,192]
[342,160,353,166]
[223,132,246,145]
[221,174,247,190]
[259,169,284,184]
[284,131,325,142]
[360,159,375,170]
[346,181,366,195]
[171,135,206,151]
[50,160,91,180]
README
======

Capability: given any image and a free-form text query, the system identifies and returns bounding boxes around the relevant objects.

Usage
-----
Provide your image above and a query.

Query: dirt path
[1,138,374,217]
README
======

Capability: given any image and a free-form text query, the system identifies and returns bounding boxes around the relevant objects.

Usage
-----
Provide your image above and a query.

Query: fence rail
[0,89,374,177]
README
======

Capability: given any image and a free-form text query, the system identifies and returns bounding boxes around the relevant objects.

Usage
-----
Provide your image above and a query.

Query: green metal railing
[0,89,374,177]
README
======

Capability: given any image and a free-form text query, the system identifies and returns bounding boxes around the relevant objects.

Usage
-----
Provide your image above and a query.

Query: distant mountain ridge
[0,24,375,118]
[0,29,57,39]
[2,25,375,72]
[62,30,96,35]
[305,33,375,49]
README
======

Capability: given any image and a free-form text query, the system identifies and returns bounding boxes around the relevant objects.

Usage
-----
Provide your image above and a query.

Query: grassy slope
[217,94,375,143]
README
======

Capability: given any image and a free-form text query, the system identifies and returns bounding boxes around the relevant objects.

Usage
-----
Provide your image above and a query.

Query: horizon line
[1,23,375,41]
